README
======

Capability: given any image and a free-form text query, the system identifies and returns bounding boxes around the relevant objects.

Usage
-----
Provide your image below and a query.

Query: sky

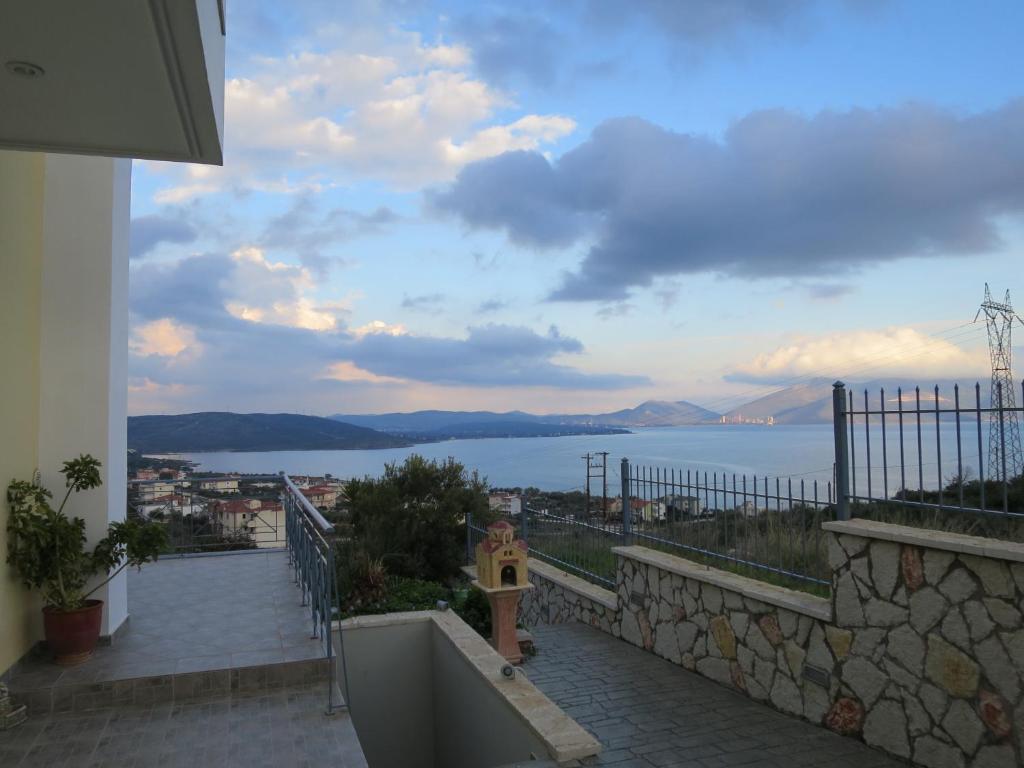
[127,0,1024,417]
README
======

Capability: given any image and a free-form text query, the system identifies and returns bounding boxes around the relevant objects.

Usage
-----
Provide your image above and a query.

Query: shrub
[344,455,490,583]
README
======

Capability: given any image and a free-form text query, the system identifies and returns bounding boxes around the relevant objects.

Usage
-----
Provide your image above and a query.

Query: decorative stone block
[978,689,1012,740]
[825,626,852,660]
[975,635,1019,702]
[886,623,924,675]
[757,614,784,647]
[901,545,925,592]
[925,635,979,699]
[825,697,864,735]
[709,615,737,659]
[769,673,802,716]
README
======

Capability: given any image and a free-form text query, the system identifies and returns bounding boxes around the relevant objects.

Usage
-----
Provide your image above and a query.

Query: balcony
[0,480,601,768]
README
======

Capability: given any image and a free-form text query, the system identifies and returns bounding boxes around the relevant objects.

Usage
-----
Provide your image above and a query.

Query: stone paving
[9,550,323,694]
[523,622,904,768]
[0,683,366,768]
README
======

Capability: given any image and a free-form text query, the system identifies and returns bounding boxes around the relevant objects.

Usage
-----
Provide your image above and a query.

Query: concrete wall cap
[822,519,1024,563]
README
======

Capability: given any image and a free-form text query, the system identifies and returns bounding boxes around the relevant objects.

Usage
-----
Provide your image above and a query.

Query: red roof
[489,520,513,530]
[480,538,527,554]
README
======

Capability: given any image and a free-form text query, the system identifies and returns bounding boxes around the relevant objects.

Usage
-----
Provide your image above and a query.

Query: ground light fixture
[5,61,45,78]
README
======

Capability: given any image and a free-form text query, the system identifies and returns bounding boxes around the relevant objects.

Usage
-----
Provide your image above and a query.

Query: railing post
[520,497,528,542]
[621,458,631,539]
[832,381,851,520]
[466,508,472,565]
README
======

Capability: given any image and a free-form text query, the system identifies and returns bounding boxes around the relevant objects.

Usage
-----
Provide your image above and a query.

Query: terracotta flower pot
[42,599,104,666]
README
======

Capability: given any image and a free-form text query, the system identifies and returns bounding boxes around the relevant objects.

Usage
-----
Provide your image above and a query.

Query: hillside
[331,409,539,432]
[555,400,719,427]
[402,421,630,440]
[128,412,410,453]
[334,399,719,432]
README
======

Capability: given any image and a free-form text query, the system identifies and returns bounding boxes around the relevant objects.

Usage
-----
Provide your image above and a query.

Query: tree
[344,455,490,583]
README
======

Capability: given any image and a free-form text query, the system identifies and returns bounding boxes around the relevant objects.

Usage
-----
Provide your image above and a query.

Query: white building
[136,481,178,502]
[0,3,225,678]
[489,493,523,517]
[198,477,240,493]
[212,499,285,548]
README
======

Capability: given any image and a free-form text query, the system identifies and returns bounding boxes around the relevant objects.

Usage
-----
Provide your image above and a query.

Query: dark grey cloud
[400,293,446,313]
[348,324,648,389]
[260,198,398,276]
[477,299,508,313]
[455,12,562,88]
[130,214,198,260]
[805,283,855,300]
[432,101,1024,302]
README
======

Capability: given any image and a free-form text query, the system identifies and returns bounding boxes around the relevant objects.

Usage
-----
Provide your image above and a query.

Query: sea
[158,422,982,494]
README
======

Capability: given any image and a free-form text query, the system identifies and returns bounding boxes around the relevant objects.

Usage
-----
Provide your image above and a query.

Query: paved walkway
[523,623,903,768]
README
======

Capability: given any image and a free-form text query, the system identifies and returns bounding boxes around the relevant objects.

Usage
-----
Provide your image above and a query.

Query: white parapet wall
[520,521,1024,768]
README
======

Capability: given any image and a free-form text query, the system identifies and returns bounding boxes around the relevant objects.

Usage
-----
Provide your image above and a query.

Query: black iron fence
[833,380,1024,538]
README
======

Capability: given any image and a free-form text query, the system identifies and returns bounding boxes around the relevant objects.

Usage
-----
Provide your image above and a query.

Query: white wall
[36,154,131,636]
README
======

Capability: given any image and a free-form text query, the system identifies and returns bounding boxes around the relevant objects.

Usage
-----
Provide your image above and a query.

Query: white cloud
[148,37,575,201]
[129,319,201,358]
[222,246,348,331]
[351,319,408,337]
[731,327,988,383]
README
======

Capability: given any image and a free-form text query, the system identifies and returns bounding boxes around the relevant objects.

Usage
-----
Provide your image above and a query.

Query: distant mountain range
[333,399,719,433]
[132,379,990,453]
[128,412,410,453]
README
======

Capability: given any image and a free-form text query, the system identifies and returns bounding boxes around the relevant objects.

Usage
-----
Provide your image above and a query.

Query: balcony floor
[9,550,324,690]
[1,550,365,767]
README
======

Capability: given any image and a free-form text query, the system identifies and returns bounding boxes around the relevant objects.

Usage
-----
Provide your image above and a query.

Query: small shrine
[472,521,533,664]
[476,520,528,589]
[0,683,27,731]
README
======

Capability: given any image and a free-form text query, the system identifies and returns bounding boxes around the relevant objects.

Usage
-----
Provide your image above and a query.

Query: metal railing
[623,459,834,589]
[130,473,287,554]
[469,464,833,593]
[282,474,347,714]
[834,380,1024,537]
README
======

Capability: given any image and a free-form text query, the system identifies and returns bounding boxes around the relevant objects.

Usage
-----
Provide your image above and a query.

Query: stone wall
[521,520,1024,768]
[824,520,1024,768]
[518,559,620,636]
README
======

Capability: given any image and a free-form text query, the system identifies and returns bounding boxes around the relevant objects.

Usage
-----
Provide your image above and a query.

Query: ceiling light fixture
[5,61,45,78]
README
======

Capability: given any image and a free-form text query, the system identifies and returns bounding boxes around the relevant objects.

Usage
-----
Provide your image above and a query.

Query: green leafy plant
[344,455,492,583]
[6,455,167,611]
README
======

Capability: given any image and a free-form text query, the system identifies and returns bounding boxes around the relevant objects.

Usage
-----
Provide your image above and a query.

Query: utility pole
[582,452,608,518]
[976,285,1024,482]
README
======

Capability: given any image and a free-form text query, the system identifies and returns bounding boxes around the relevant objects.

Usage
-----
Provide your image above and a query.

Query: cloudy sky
[128,0,1024,416]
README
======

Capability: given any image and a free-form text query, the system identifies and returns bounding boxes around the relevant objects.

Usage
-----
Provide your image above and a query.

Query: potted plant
[6,455,166,665]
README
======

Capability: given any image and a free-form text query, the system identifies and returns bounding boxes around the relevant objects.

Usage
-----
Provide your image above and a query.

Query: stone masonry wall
[518,560,620,636]
[521,522,1024,768]
[826,526,1024,768]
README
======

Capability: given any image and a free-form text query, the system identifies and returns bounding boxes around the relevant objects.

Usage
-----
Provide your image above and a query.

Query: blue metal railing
[282,474,348,714]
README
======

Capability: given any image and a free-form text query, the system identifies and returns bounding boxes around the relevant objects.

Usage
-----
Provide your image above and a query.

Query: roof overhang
[0,0,225,164]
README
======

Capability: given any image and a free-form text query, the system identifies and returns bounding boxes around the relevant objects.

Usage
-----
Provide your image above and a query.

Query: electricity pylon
[975,284,1024,482]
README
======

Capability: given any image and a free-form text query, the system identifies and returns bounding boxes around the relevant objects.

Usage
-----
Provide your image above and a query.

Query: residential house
[302,484,339,510]
[136,480,178,502]
[198,476,240,493]
[489,492,523,517]
[212,498,285,548]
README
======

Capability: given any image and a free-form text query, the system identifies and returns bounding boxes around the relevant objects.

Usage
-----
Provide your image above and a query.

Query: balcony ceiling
[0,0,225,164]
